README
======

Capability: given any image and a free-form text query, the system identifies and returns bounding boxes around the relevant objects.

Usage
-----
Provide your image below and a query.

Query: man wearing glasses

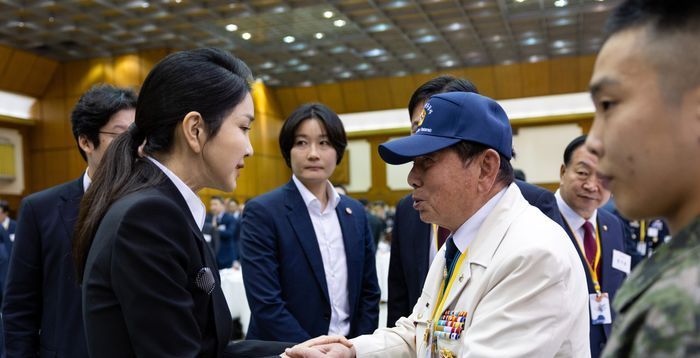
[3,85,136,357]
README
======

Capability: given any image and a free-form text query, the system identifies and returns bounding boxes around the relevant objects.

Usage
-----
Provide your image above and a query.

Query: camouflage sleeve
[628,280,700,357]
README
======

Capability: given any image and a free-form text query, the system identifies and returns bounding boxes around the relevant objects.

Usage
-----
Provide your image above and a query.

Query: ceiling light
[363,48,386,57]
[300,81,313,87]
[333,19,346,27]
[401,52,418,60]
[522,38,540,46]
[315,32,324,39]
[367,23,391,32]
[141,2,149,8]
[501,59,515,65]
[385,1,409,9]
[444,23,465,31]
[175,0,181,2]
[329,46,347,54]
[287,58,300,66]
[442,60,456,67]
[283,36,295,43]
[296,64,311,72]
[394,70,408,76]
[552,40,568,48]
[554,0,568,7]
[259,61,275,69]
[415,35,438,43]
[289,43,307,51]
[516,0,525,2]
[226,24,238,32]
[339,71,353,78]
[355,63,371,71]
[241,32,251,40]
[528,55,547,62]
[323,11,334,18]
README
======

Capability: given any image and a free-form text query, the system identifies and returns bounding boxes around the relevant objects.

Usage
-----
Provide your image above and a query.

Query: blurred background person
[3,84,136,358]
[586,0,700,356]
[208,196,240,269]
[240,103,380,343]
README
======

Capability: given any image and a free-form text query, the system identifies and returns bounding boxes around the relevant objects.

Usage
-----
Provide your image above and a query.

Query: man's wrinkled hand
[281,335,355,358]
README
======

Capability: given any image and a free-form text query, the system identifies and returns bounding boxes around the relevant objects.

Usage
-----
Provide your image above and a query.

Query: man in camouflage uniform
[586,0,700,356]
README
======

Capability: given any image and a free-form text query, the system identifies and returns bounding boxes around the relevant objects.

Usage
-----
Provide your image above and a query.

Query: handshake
[282,336,356,358]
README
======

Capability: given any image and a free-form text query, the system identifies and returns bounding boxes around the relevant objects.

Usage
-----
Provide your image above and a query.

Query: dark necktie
[582,221,598,274]
[437,226,450,249]
[445,237,461,282]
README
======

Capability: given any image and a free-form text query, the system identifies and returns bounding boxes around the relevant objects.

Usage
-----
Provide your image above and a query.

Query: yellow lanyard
[563,217,603,294]
[430,248,469,324]
[640,220,646,243]
[432,224,441,251]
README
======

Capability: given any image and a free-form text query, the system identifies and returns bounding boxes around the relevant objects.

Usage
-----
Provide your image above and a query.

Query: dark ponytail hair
[74,48,253,282]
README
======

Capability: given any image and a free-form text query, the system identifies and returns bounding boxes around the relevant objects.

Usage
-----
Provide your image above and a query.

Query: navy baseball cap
[378,92,512,165]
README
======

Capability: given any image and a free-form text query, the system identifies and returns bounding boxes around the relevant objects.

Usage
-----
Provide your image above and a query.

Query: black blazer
[240,180,380,342]
[3,177,88,357]
[387,180,566,325]
[82,178,232,357]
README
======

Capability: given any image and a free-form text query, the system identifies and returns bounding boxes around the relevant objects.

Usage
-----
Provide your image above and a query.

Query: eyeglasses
[99,131,126,138]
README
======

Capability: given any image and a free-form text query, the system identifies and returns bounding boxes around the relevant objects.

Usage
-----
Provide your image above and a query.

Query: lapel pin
[603,225,608,232]
[345,207,352,215]
[458,273,464,282]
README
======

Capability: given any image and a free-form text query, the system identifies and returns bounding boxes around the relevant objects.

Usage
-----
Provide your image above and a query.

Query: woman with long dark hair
[73,48,287,357]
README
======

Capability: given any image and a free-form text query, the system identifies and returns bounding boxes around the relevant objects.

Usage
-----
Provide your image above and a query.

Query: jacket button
[323,314,330,320]
[417,313,423,319]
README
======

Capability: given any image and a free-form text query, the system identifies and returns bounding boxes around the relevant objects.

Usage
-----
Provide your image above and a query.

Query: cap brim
[378,135,462,165]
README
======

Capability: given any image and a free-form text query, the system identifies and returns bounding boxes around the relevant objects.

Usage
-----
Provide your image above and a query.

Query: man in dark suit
[555,135,628,358]
[2,85,137,357]
[208,196,240,268]
[0,200,17,260]
[387,76,567,325]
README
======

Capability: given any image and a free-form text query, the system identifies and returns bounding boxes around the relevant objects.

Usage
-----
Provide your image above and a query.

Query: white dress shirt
[451,188,507,254]
[555,189,598,247]
[292,175,350,336]
[83,169,92,193]
[147,157,206,231]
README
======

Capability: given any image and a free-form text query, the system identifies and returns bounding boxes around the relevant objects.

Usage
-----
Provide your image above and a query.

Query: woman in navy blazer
[72,48,289,357]
[240,103,380,343]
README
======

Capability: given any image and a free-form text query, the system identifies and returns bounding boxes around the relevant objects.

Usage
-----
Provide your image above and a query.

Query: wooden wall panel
[549,57,580,94]
[464,66,496,97]
[578,55,596,90]
[388,76,415,108]
[64,59,93,97]
[294,86,319,105]
[113,54,141,88]
[493,63,522,99]
[0,51,37,93]
[317,83,346,114]
[520,61,551,97]
[340,80,369,112]
[139,48,169,83]
[21,57,58,97]
[0,45,58,97]
[0,46,12,75]
[274,87,299,117]
[364,77,393,111]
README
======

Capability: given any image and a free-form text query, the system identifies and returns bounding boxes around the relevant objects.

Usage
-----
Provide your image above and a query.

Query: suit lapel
[336,198,360,315]
[157,179,230,355]
[58,176,85,240]
[284,181,330,302]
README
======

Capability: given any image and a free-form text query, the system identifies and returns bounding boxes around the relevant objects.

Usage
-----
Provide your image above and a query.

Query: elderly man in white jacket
[285,92,590,358]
